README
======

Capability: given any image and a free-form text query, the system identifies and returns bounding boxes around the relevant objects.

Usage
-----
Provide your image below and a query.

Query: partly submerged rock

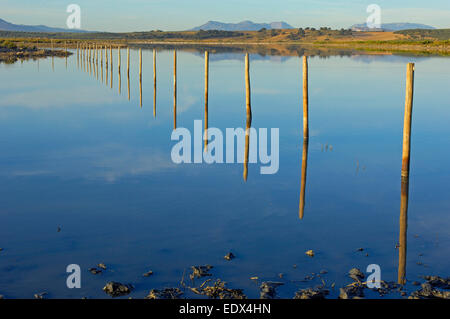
[339,284,365,299]
[201,279,246,299]
[34,292,48,299]
[102,282,133,297]
[423,276,450,289]
[145,288,183,299]
[97,263,107,270]
[349,268,365,282]
[294,288,329,299]
[89,267,102,275]
[224,252,235,261]
[410,282,450,299]
[190,265,213,280]
[143,270,154,277]
[260,281,284,299]
[305,250,314,257]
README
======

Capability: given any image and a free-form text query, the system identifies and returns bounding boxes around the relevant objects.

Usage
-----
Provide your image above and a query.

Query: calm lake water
[0,47,449,298]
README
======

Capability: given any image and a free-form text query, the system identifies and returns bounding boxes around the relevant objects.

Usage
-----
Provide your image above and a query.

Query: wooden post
[245,53,252,120]
[398,176,409,285]
[153,48,156,117]
[303,56,309,139]
[118,46,121,72]
[139,48,142,78]
[127,47,130,76]
[139,48,142,107]
[244,53,252,182]
[299,138,309,219]
[173,50,177,130]
[401,63,415,179]
[204,51,209,151]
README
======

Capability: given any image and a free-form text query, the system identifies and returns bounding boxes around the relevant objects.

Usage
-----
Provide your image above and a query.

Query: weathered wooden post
[127,47,130,76]
[139,48,143,107]
[204,51,209,151]
[243,53,252,182]
[118,46,121,72]
[173,50,177,129]
[401,63,415,179]
[303,56,309,139]
[245,53,252,120]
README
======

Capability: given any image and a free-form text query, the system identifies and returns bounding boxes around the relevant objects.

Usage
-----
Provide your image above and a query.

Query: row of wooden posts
[299,57,415,286]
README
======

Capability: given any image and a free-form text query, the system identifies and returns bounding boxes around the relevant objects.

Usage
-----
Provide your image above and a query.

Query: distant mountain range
[350,22,435,31]
[190,20,294,31]
[0,18,89,33]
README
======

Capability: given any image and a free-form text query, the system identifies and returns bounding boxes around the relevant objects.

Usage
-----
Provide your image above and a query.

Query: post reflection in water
[127,47,131,101]
[299,138,309,219]
[398,176,410,285]
[243,53,252,182]
[118,47,121,95]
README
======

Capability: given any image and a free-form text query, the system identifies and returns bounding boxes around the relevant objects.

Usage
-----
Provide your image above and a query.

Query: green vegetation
[395,29,450,40]
[0,39,17,49]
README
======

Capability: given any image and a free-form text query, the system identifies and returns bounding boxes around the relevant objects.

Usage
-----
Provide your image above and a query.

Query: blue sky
[2,0,450,31]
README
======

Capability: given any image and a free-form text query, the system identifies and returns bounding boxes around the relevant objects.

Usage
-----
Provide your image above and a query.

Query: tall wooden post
[139,48,142,107]
[303,56,309,139]
[401,63,415,179]
[173,50,177,130]
[118,46,121,72]
[244,53,252,182]
[153,48,156,117]
[127,47,130,76]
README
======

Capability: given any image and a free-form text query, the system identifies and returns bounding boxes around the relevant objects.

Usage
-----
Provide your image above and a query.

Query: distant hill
[351,22,435,31]
[190,20,294,31]
[0,18,89,33]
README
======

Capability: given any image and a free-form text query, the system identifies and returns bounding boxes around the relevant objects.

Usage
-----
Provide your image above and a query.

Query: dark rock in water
[57,226,61,232]
[410,282,450,299]
[34,292,48,299]
[97,263,107,270]
[89,267,102,275]
[339,284,365,299]
[319,269,328,275]
[356,248,364,252]
[294,288,329,299]
[143,270,154,277]
[102,282,133,297]
[201,279,246,299]
[349,268,365,282]
[376,281,400,296]
[0,248,4,252]
[0,295,4,299]
[260,282,284,299]
[145,288,183,299]
[423,276,450,289]
[190,265,213,280]
[412,281,421,286]
[224,252,235,261]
